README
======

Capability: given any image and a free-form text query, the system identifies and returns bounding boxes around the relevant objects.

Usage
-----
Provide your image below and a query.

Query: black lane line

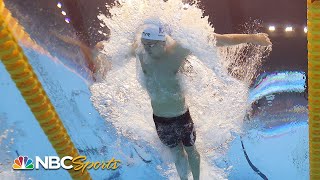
[15,150,19,157]
[240,137,268,180]
[133,146,152,163]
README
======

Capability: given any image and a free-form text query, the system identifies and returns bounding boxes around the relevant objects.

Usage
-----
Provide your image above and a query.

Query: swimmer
[72,23,270,179]
[129,24,271,180]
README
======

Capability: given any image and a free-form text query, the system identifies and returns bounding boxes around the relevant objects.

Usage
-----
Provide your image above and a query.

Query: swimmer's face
[141,38,166,57]
[141,39,165,50]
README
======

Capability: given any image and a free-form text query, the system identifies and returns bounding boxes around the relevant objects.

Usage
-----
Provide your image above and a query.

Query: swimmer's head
[141,24,166,41]
[140,24,167,57]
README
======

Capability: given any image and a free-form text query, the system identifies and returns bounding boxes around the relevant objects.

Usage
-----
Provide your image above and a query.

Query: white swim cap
[141,24,166,41]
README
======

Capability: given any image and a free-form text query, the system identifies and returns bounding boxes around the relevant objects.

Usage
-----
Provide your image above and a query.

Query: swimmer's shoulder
[165,36,190,57]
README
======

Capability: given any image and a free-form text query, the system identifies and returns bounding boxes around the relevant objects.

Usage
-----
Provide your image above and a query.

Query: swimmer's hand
[251,33,272,46]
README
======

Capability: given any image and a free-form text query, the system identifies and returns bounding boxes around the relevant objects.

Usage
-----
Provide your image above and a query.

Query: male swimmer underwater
[59,23,271,180]
[128,24,271,180]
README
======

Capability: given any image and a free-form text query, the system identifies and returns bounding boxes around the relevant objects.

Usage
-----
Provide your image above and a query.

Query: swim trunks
[153,109,196,148]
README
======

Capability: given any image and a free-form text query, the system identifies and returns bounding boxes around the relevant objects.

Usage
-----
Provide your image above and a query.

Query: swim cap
[141,24,166,41]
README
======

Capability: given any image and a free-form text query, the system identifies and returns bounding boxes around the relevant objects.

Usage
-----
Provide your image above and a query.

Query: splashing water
[217,43,271,84]
[217,19,272,84]
[90,0,269,178]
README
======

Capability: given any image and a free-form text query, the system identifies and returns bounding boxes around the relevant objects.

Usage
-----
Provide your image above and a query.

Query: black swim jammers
[153,110,196,148]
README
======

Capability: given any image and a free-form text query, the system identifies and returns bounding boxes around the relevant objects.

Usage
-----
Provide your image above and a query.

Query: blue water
[0,46,308,179]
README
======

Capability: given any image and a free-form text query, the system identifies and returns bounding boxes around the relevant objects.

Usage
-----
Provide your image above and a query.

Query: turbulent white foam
[90,0,265,178]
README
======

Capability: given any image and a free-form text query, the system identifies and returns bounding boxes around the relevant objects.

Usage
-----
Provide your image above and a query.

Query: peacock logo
[12,156,34,170]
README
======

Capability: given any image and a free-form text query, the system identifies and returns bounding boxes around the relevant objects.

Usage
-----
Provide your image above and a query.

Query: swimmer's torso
[137,44,189,118]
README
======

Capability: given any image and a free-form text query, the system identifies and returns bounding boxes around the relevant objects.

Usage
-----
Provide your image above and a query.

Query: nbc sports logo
[12,155,121,171]
[12,156,34,170]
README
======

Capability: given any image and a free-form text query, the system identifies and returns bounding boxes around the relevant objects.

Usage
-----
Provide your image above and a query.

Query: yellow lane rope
[308,0,320,179]
[1,5,51,57]
[0,1,91,179]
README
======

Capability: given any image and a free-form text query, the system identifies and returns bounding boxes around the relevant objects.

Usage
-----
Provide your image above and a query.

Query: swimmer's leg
[184,145,200,180]
[170,143,189,180]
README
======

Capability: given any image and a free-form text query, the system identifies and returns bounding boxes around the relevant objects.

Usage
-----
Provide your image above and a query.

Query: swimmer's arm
[213,33,272,47]
[51,31,96,72]
[166,37,191,56]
